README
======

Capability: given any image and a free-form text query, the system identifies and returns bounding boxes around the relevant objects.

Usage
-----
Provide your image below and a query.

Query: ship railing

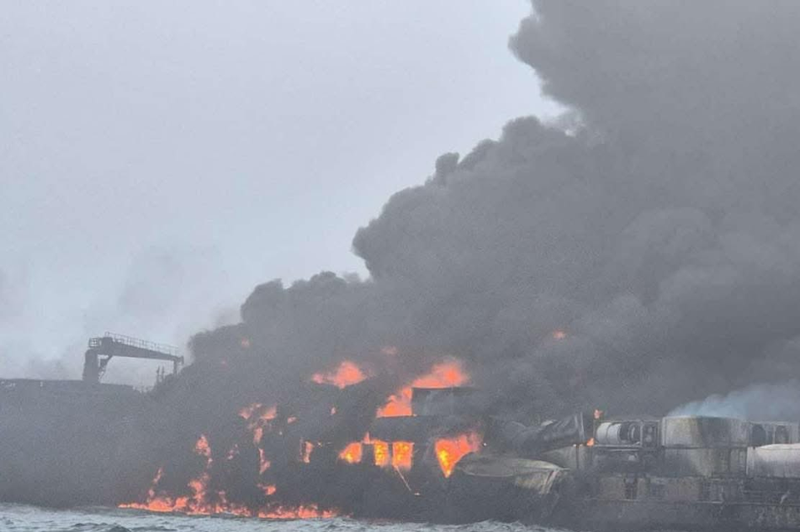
[88,332,179,356]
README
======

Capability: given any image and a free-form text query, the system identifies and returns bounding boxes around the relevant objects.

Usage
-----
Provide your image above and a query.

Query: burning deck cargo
[8,337,800,530]
[449,414,800,529]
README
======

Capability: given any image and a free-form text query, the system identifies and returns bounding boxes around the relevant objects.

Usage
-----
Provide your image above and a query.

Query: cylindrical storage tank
[595,422,642,446]
[595,423,624,445]
[747,444,800,478]
[661,417,749,448]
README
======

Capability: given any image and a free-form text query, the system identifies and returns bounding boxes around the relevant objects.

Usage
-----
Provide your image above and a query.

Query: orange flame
[311,360,368,388]
[435,432,482,478]
[240,404,277,450]
[120,434,215,515]
[120,434,338,519]
[374,441,390,467]
[378,360,468,417]
[338,439,411,470]
[240,403,277,429]
[194,434,211,458]
[239,403,261,420]
[258,449,271,474]
[256,506,338,519]
[337,431,418,470]
[338,442,363,464]
[253,427,264,446]
[392,441,413,470]
[301,441,315,463]
[259,483,277,496]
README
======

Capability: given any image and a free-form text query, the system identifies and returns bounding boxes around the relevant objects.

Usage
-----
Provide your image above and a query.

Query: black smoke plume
[187,0,800,419]
[141,0,800,513]
[155,0,800,502]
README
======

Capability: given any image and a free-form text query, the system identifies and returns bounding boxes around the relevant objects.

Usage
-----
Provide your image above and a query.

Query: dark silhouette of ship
[0,333,182,506]
[4,337,800,530]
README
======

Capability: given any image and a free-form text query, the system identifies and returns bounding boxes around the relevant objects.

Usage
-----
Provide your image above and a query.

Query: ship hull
[566,499,800,531]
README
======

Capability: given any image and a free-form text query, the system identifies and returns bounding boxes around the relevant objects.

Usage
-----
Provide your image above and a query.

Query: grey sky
[0,2,557,382]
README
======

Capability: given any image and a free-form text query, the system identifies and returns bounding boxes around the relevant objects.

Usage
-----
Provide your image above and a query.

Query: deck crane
[82,332,184,384]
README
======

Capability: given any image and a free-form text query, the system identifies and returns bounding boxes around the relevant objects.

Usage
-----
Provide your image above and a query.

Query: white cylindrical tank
[595,422,642,446]
[747,444,800,478]
[595,422,625,445]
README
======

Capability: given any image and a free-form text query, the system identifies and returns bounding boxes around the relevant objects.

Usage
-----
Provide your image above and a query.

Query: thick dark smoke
[183,0,800,421]
[10,0,800,514]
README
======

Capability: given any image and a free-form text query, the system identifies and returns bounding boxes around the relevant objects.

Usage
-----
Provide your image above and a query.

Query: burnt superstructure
[450,413,800,530]
[571,416,800,530]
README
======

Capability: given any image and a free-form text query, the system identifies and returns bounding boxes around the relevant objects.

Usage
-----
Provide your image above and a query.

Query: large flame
[337,436,412,470]
[120,434,338,519]
[311,360,368,388]
[120,435,214,515]
[434,432,482,478]
[122,359,474,517]
[333,360,470,474]
[378,360,468,417]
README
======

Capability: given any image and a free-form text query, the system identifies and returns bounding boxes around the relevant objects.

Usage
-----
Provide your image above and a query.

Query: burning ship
[6,335,800,530]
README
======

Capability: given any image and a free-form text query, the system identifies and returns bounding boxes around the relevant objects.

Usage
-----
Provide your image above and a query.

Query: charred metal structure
[278,386,485,520]
[451,414,800,530]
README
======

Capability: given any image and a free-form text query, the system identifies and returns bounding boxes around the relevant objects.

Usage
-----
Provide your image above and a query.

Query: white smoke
[669,381,800,421]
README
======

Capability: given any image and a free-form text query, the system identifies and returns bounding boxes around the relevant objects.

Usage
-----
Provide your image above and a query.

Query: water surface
[0,504,566,532]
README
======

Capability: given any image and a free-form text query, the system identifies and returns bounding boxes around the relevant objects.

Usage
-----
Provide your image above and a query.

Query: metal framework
[82,332,183,383]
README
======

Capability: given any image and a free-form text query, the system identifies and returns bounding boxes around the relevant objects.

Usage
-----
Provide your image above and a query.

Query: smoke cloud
[0,246,239,384]
[669,381,800,421]
[182,0,800,421]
